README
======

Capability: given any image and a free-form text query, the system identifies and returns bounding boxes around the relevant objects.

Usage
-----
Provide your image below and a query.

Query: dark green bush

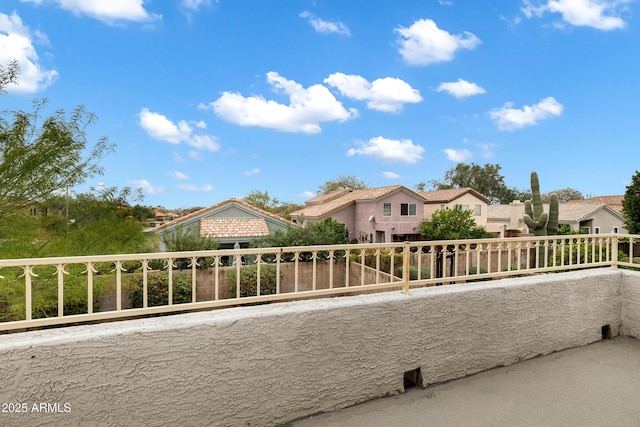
[351,249,404,275]
[127,271,193,308]
[31,272,104,319]
[397,265,431,280]
[467,266,491,282]
[227,265,281,298]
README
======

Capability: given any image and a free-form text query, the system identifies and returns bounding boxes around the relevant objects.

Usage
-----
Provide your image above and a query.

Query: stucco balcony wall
[0,269,638,427]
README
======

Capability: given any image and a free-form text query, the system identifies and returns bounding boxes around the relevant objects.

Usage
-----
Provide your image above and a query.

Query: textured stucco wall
[0,269,635,427]
[622,270,640,338]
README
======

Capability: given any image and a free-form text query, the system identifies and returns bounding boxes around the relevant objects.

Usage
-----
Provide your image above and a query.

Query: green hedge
[127,271,193,308]
[227,265,281,298]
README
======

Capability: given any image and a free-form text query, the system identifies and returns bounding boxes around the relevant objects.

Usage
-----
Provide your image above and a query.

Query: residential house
[152,198,297,250]
[487,200,627,236]
[564,195,625,215]
[418,188,490,228]
[290,185,426,243]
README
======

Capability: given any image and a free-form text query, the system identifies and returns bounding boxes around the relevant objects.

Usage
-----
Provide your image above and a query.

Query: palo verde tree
[1,61,114,225]
[623,171,640,233]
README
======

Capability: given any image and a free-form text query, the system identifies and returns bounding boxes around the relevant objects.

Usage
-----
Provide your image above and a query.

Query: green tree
[0,187,149,258]
[317,175,367,195]
[420,163,523,205]
[0,60,20,93]
[244,190,281,211]
[243,190,303,220]
[623,171,640,233]
[253,218,348,248]
[419,205,491,240]
[161,225,220,252]
[131,204,155,223]
[0,100,115,220]
[543,188,584,203]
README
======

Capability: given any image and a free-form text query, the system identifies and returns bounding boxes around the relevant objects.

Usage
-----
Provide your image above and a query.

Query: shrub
[467,266,491,282]
[227,265,281,298]
[397,265,431,280]
[31,271,105,319]
[127,271,193,308]
[350,249,404,275]
[553,238,611,266]
[160,226,219,269]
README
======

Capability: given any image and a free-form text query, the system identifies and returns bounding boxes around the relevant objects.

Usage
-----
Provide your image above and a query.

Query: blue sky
[2,0,639,209]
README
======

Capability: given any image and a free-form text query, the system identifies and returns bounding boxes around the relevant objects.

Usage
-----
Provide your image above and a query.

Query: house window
[474,204,482,216]
[383,203,391,216]
[581,226,590,234]
[440,204,445,210]
[400,203,416,216]
[594,227,600,234]
[461,204,470,211]
[613,227,619,233]
[29,207,37,216]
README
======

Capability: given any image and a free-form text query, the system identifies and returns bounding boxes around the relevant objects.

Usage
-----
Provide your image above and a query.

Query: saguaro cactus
[523,172,559,236]
[523,172,559,265]
[524,172,548,236]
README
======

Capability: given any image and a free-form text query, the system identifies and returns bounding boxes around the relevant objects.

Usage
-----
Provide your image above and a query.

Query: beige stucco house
[152,198,297,250]
[487,199,627,236]
[418,188,490,228]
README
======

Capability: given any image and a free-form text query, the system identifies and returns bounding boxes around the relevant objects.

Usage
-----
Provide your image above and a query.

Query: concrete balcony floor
[290,337,640,427]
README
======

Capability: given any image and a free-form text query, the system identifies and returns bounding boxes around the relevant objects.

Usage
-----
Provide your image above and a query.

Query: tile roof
[565,195,624,214]
[304,189,352,205]
[486,204,512,220]
[151,198,296,233]
[200,218,270,238]
[291,185,423,218]
[488,202,624,222]
[418,188,490,203]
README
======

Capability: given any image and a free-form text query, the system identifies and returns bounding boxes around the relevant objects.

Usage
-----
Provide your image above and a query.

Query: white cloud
[395,19,480,66]
[300,11,350,36]
[522,0,629,30]
[299,191,315,198]
[436,78,486,99]
[382,171,401,179]
[138,108,220,151]
[444,148,472,162]
[132,179,164,196]
[347,136,424,164]
[169,170,189,180]
[489,97,563,131]
[0,12,58,94]
[21,0,161,24]
[324,73,422,112]
[181,0,212,12]
[176,183,214,192]
[208,72,358,133]
[244,168,260,176]
[476,142,496,158]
